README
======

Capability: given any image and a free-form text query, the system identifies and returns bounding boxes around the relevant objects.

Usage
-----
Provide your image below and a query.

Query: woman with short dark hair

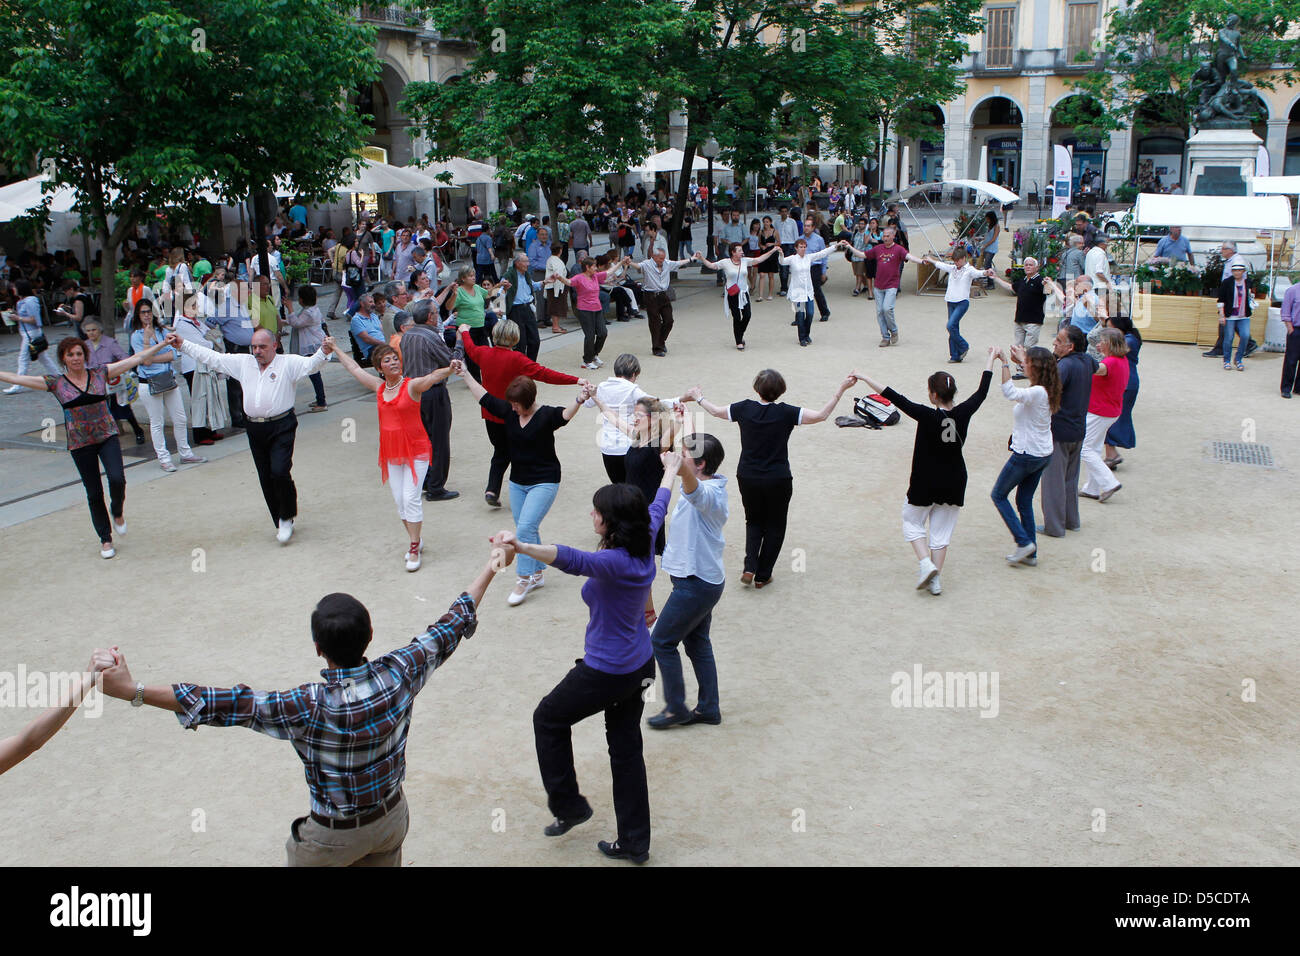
[852,350,997,595]
[500,453,680,865]
[454,360,593,604]
[686,369,854,588]
[0,335,168,557]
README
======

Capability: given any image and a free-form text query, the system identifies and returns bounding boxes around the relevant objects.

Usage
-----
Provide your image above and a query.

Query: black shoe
[1245,341,1259,357]
[544,806,593,836]
[485,491,501,507]
[684,708,722,726]
[134,432,146,445]
[1202,349,1222,357]
[425,489,460,502]
[647,709,693,730]
[1283,392,1293,400]
[597,839,648,864]
[819,313,830,322]
[790,319,798,326]
[799,339,810,347]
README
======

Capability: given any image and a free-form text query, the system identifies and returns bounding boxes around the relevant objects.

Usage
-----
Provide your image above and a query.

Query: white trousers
[387,459,430,523]
[138,385,193,464]
[1079,413,1120,495]
[902,502,961,550]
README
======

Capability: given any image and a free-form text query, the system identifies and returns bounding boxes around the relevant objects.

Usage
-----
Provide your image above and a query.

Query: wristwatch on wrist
[130,682,145,707]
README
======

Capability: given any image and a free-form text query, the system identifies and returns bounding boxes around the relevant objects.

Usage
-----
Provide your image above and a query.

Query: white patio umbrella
[414,157,502,186]
[615,148,732,175]
[0,172,83,215]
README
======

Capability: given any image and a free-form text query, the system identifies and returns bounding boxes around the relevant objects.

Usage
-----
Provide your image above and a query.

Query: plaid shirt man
[171,594,477,818]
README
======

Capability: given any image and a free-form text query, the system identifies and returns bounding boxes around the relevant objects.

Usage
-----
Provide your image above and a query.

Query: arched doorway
[896,103,946,185]
[1050,95,1110,201]
[1133,95,1188,191]
[970,96,1023,191]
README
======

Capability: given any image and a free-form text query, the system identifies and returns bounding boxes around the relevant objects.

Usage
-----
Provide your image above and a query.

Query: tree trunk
[666,143,697,259]
[97,240,119,335]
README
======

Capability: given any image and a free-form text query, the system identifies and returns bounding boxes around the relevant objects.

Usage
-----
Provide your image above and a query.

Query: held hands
[681,385,702,403]
[839,373,857,392]
[458,324,471,335]
[488,532,516,570]
[321,336,336,355]
[163,332,183,348]
[1009,344,1027,366]
[449,358,466,377]
[660,450,684,475]
[91,646,134,700]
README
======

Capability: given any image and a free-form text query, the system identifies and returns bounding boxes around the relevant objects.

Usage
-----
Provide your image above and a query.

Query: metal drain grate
[1207,441,1275,467]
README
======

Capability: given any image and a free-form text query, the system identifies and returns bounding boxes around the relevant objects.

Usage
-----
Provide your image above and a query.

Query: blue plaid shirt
[172,593,477,818]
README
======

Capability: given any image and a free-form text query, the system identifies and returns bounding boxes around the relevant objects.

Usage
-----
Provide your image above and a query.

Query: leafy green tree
[651,0,981,253]
[400,0,686,220]
[1061,0,1298,134]
[0,0,379,330]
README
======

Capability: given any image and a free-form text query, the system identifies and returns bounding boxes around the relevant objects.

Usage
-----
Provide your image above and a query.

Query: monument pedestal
[1183,127,1268,269]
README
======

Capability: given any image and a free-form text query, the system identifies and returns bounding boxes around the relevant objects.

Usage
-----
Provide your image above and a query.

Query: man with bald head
[165,325,330,544]
[627,246,692,356]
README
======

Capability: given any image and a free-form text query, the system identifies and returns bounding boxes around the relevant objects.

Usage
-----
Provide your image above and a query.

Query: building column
[883,137,900,192]
[1105,127,1132,194]
[943,121,969,185]
[1265,118,1289,178]
[667,107,688,150]
[1021,75,1049,197]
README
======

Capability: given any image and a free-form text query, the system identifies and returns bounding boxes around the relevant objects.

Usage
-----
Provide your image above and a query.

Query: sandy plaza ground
[2,229,1297,866]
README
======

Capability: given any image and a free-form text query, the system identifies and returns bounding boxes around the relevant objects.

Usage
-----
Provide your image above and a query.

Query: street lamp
[700,136,720,279]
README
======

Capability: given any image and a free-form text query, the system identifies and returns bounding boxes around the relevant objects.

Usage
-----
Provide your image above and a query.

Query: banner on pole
[1052,145,1072,218]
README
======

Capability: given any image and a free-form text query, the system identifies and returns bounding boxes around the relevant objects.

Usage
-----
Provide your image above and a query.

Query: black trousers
[810,264,829,318]
[1281,327,1300,396]
[736,475,793,581]
[576,309,607,364]
[463,327,490,381]
[645,291,673,351]
[109,395,143,436]
[508,302,540,360]
[419,384,453,494]
[69,436,125,543]
[602,452,627,484]
[727,293,751,345]
[533,655,655,855]
[485,418,510,496]
[182,370,216,442]
[778,243,794,291]
[246,412,298,526]
[474,262,498,284]
[224,340,251,428]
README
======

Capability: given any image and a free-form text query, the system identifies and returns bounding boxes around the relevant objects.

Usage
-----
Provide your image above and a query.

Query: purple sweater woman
[499,454,680,865]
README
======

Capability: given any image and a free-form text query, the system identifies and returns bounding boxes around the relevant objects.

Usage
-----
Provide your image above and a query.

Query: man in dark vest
[503,253,545,360]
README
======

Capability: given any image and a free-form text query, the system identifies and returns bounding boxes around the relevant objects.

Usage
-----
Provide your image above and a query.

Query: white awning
[1133,192,1292,229]
[895,179,1020,204]
[1250,176,1300,197]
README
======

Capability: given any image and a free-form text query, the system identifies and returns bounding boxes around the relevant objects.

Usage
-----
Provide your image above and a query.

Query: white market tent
[892,179,1022,294]
[611,148,732,175]
[415,157,501,186]
[1133,192,1294,285]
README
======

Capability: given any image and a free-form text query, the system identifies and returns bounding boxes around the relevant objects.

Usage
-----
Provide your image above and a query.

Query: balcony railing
[1055,48,1102,72]
[357,4,428,30]
[969,49,1024,75]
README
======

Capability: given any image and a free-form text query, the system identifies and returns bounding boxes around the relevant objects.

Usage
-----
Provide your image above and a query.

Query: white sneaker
[593,356,605,368]
[113,517,127,535]
[405,541,422,572]
[100,543,116,559]
[1006,542,1037,565]
[159,460,177,473]
[580,361,597,370]
[916,557,939,590]
[3,385,23,394]
[277,519,294,544]
[928,574,942,595]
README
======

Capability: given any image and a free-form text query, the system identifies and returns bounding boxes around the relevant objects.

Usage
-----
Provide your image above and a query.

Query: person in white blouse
[543,243,570,334]
[991,345,1061,566]
[694,243,778,351]
[775,237,844,348]
[905,246,985,363]
[164,327,330,544]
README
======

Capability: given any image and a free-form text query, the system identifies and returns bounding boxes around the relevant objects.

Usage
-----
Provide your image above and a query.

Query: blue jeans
[945,300,970,360]
[876,287,898,338]
[1222,317,1250,365]
[794,299,814,342]
[991,452,1052,548]
[509,481,560,576]
[652,575,725,719]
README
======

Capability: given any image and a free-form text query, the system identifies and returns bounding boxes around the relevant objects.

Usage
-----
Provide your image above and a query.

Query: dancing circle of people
[2,220,1143,865]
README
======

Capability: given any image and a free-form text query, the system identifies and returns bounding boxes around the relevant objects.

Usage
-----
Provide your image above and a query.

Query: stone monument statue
[1193,14,1258,128]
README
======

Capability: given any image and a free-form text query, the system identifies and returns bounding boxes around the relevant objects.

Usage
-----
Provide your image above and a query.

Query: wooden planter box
[1193,300,1270,347]
[1132,293,1210,344]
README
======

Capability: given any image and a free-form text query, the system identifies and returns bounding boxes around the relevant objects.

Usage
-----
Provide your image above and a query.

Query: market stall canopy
[1250,176,1300,196]
[275,159,443,199]
[0,172,226,221]
[414,157,502,186]
[1134,192,1292,229]
[894,179,1020,204]
[612,148,732,175]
